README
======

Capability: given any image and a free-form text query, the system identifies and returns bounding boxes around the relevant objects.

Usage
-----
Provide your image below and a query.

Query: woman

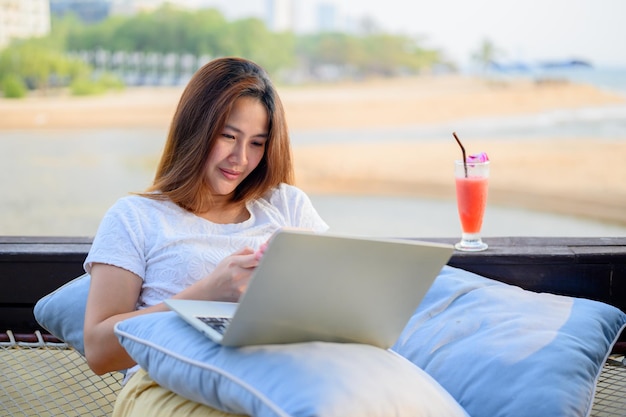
[83,57,328,414]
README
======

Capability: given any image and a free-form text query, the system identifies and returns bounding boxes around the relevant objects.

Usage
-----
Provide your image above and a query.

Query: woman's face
[204,96,268,200]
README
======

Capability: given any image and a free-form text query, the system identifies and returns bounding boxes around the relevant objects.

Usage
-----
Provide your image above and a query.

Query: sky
[206,0,626,68]
[330,0,626,68]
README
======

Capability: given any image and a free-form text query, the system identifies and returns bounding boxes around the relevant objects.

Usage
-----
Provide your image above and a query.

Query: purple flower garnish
[467,152,489,163]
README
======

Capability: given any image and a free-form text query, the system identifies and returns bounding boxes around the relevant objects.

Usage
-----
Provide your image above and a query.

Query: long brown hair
[142,57,294,213]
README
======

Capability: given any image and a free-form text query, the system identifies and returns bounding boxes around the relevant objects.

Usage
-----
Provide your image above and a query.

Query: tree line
[0,4,454,97]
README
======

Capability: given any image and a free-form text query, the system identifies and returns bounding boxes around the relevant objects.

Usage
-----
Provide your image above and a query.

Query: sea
[1,66,625,238]
[293,66,626,145]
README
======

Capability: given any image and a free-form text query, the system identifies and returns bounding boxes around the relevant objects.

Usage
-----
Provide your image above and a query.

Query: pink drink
[454,160,489,251]
[455,176,488,233]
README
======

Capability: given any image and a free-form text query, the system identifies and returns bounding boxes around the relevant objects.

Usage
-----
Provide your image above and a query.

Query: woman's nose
[230,142,247,164]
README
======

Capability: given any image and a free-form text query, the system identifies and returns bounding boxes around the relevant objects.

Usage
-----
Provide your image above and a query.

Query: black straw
[453,132,468,178]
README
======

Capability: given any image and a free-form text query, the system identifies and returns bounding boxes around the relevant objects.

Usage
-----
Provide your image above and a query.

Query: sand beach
[1,75,625,227]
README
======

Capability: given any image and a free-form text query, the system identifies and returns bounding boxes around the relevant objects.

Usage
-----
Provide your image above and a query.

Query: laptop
[165,229,453,348]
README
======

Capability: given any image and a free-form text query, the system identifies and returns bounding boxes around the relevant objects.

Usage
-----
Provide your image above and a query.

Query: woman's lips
[220,168,241,180]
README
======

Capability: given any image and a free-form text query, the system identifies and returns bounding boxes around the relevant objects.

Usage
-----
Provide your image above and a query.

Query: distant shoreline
[2,75,625,227]
[1,75,624,131]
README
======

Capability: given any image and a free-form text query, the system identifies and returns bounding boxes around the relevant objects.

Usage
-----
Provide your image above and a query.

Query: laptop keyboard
[197,316,231,335]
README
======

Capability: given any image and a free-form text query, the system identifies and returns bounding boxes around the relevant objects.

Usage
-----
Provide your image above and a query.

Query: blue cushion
[392,266,626,417]
[115,313,469,417]
[33,273,90,355]
[35,266,626,417]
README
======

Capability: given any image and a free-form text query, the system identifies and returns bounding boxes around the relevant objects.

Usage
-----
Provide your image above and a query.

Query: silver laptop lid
[220,230,453,347]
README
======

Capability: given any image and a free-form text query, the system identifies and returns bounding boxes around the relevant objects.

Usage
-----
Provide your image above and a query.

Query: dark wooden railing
[1,236,625,348]
[0,237,92,333]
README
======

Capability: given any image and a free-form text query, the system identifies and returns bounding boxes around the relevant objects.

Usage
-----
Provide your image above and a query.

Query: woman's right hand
[176,246,261,302]
[207,246,260,301]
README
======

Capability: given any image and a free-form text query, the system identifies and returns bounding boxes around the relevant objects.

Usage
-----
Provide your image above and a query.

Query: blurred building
[266,0,292,32]
[0,0,51,49]
[46,0,347,35]
[50,0,111,23]
[109,0,205,16]
[50,0,205,21]
[200,0,349,34]
[316,2,336,32]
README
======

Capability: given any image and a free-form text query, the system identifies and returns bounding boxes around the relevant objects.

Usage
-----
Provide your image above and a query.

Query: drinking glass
[454,160,489,251]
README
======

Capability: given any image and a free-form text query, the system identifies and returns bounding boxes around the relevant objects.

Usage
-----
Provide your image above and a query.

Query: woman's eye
[221,133,235,140]
[252,141,266,147]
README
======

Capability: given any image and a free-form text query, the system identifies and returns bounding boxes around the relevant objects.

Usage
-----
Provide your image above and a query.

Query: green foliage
[218,18,296,74]
[53,4,444,79]
[2,4,449,93]
[472,39,502,73]
[96,72,125,90]
[1,73,27,98]
[296,32,442,78]
[62,7,231,56]
[69,72,125,96]
[69,76,105,95]
[0,39,91,91]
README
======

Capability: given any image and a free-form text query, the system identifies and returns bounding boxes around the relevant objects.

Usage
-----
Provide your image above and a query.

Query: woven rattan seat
[2,330,625,416]
[1,331,121,417]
